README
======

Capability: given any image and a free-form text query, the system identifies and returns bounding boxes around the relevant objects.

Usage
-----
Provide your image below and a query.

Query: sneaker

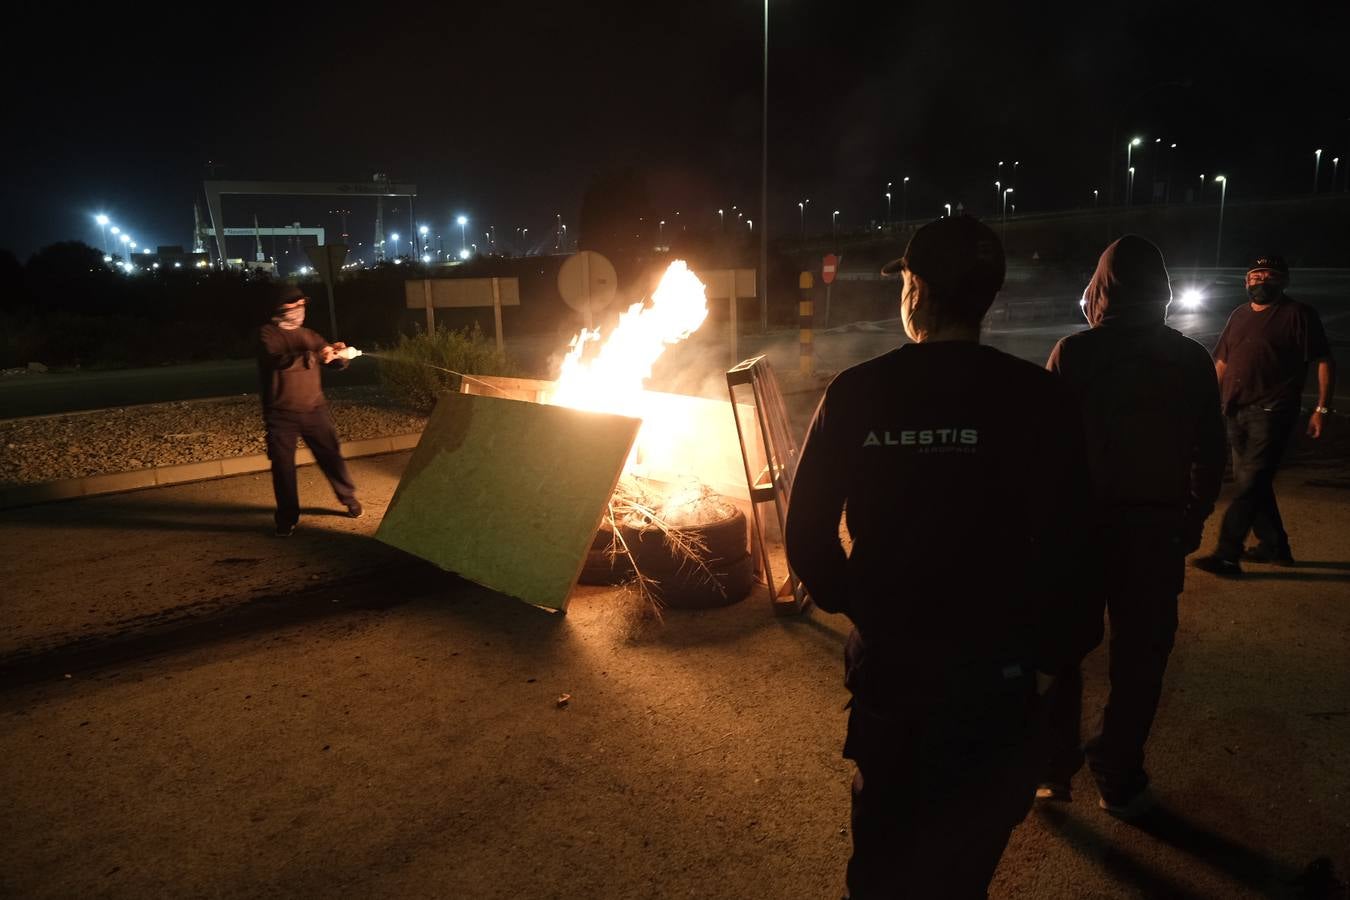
[1191,554,1242,577]
[1098,784,1156,820]
[1035,782,1072,802]
[275,523,295,537]
[344,500,364,519]
[1241,544,1295,565]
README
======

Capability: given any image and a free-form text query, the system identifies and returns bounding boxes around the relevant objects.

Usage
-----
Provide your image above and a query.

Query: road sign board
[822,253,838,285]
[303,243,348,285]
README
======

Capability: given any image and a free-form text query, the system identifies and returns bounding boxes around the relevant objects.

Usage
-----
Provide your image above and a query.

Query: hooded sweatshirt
[1045,236,1225,540]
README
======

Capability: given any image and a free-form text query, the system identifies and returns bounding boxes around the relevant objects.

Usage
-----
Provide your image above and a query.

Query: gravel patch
[0,385,427,487]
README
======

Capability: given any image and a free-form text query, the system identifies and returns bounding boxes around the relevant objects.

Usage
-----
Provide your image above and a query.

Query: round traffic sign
[822,253,838,285]
[558,251,618,318]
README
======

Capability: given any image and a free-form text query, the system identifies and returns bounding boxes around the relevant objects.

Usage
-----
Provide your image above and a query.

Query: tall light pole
[798,199,809,240]
[718,208,724,231]
[95,215,110,254]
[456,216,468,254]
[1313,148,1323,192]
[832,209,840,241]
[1002,188,1013,242]
[1093,189,1099,207]
[885,181,892,225]
[119,233,130,257]
[391,232,400,259]
[994,181,1001,213]
[997,160,1004,185]
[1198,173,1205,203]
[759,0,769,331]
[1012,160,1020,189]
[943,203,952,217]
[1334,157,1341,192]
[901,176,910,229]
[1126,137,1142,206]
[1165,143,1177,203]
[1214,175,1228,268]
[555,213,562,251]
[418,224,429,256]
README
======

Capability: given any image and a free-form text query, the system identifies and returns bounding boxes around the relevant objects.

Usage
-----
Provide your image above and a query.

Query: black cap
[880,215,1006,300]
[276,285,308,308]
[1247,254,1289,277]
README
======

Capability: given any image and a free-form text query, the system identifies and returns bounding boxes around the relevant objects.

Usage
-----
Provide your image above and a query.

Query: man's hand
[1307,410,1326,439]
[320,345,338,364]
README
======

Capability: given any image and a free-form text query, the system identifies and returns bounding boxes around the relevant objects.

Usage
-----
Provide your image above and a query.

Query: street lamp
[418,224,429,256]
[659,220,665,242]
[943,203,952,217]
[95,214,110,254]
[1012,160,1020,189]
[1334,157,1341,192]
[994,180,1001,213]
[1214,175,1228,268]
[456,216,468,254]
[555,213,562,251]
[1313,148,1323,193]
[902,176,910,229]
[1002,188,1013,241]
[1126,137,1143,205]
[1093,189,1100,207]
[832,209,840,240]
[718,208,724,230]
[1198,173,1205,203]
[798,199,810,239]
[119,234,130,257]
[391,232,400,258]
[885,181,892,225]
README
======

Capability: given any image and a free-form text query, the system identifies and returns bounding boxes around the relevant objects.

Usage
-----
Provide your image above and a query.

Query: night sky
[4,2,1347,260]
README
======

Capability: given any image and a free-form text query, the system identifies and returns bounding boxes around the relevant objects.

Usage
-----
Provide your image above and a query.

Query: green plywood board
[375,392,639,611]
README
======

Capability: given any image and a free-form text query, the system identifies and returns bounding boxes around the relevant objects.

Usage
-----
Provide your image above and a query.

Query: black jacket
[257,323,346,413]
[785,342,1101,708]
[1046,236,1225,547]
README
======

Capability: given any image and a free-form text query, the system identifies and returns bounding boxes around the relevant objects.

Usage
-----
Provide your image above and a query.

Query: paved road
[1,452,1347,898]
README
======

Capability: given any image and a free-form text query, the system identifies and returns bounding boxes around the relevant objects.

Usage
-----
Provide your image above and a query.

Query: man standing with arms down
[786,216,1101,898]
[258,285,363,537]
[1193,255,1335,575]
[1039,235,1226,818]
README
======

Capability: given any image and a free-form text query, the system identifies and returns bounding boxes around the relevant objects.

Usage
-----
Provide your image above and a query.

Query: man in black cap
[1193,255,1335,575]
[1038,236,1226,819]
[258,285,362,536]
[786,216,1101,898]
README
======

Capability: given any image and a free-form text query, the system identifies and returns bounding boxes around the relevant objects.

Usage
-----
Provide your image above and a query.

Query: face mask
[274,306,305,329]
[1247,283,1282,305]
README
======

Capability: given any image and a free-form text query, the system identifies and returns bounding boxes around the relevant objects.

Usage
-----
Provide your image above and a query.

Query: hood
[1083,235,1171,327]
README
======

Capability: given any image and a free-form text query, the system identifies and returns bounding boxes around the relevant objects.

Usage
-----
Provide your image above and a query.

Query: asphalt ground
[1,449,1347,898]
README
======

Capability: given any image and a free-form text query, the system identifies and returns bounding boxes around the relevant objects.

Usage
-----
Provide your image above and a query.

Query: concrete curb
[0,431,424,510]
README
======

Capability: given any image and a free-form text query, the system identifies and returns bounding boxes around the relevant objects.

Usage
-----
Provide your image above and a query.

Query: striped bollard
[799,271,815,376]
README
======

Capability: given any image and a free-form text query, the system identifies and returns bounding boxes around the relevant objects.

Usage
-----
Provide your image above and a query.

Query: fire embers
[580,479,753,609]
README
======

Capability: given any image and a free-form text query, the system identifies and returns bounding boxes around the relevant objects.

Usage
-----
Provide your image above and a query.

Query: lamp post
[885,182,892,225]
[119,233,130,257]
[901,176,910,229]
[1093,189,1099,207]
[391,232,400,259]
[832,209,840,241]
[718,208,724,231]
[1002,188,1013,241]
[95,215,110,254]
[418,224,429,256]
[1334,157,1341,192]
[997,160,1004,185]
[943,203,952,217]
[1166,143,1177,203]
[1313,148,1323,193]
[798,199,810,239]
[1214,175,1228,268]
[1198,173,1205,203]
[456,216,468,254]
[1126,137,1142,205]
[1012,160,1020,189]
[994,181,1001,214]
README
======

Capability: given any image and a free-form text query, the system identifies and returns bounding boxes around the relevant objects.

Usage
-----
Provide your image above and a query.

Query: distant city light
[456,215,468,226]
[143,247,151,254]
[421,254,431,263]
[111,227,121,236]
[95,214,109,226]
[103,255,113,263]
[419,225,429,235]
[458,249,470,260]
[173,262,182,268]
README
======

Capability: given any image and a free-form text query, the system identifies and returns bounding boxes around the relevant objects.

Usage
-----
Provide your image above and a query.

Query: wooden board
[375,392,639,611]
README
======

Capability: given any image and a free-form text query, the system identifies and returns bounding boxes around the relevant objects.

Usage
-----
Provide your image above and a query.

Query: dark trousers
[844,681,1043,899]
[1216,406,1298,559]
[264,405,357,528]
[1044,531,1182,801]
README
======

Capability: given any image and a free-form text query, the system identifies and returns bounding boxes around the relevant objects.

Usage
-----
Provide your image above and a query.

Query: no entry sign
[822,253,838,285]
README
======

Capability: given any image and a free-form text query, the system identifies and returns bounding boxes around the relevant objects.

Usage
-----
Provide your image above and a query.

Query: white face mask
[274,305,305,329]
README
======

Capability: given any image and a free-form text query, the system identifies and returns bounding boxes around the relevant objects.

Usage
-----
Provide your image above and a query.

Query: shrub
[376,323,515,411]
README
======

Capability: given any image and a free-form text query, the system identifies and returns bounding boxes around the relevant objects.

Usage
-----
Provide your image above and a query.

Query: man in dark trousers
[785,216,1101,899]
[1193,255,1335,574]
[1039,235,1226,819]
[258,285,362,536]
